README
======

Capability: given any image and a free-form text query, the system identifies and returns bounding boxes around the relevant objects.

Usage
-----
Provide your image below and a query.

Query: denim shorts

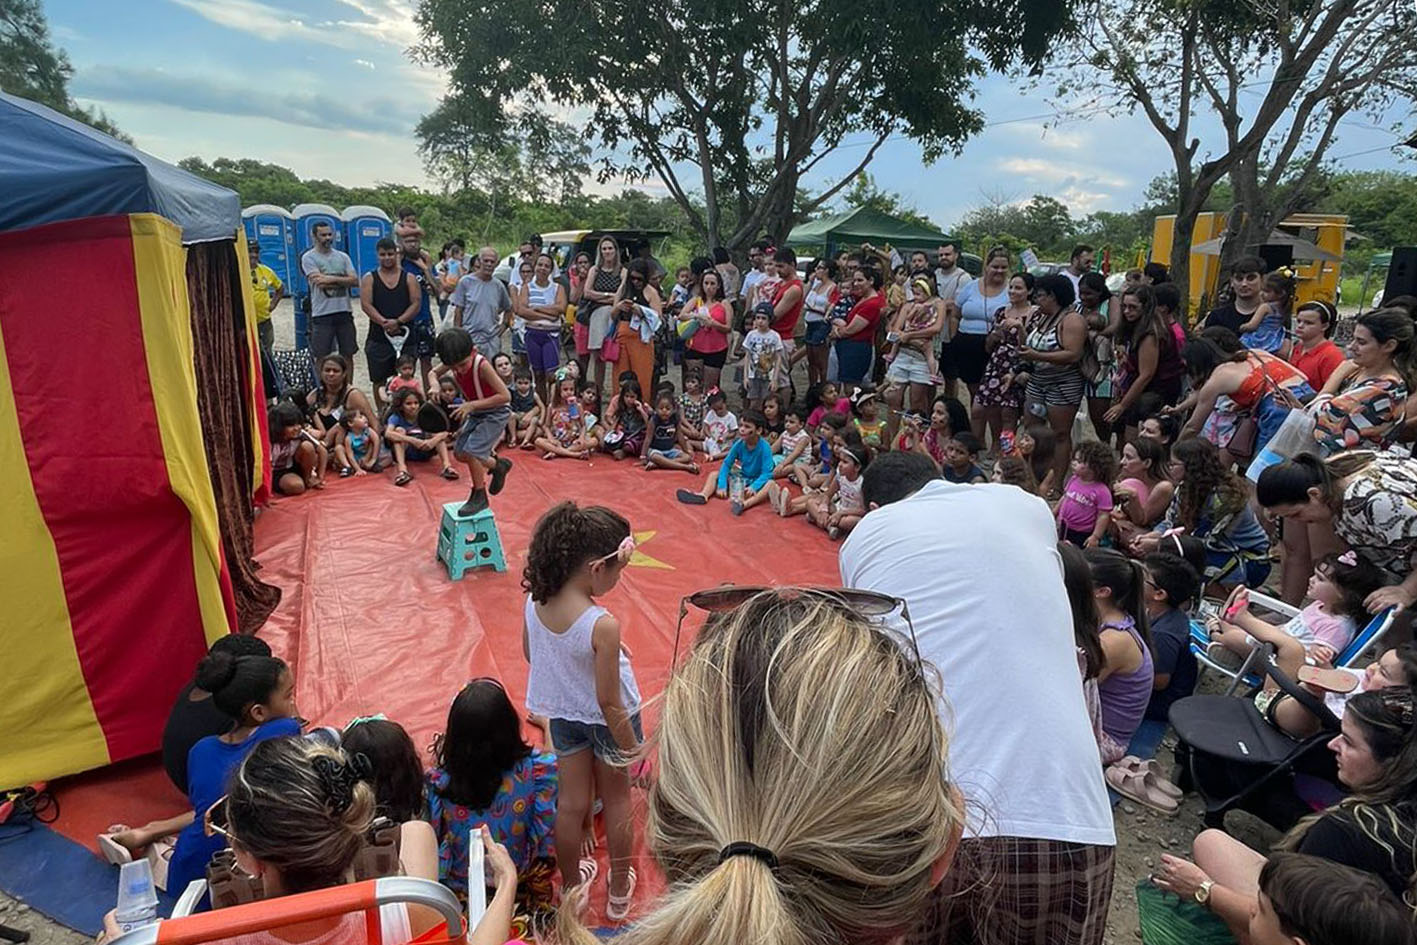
[804,319,831,346]
[550,714,643,765]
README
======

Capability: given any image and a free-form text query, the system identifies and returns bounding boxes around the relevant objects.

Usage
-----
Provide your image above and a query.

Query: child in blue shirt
[1142,551,1201,722]
[675,410,774,515]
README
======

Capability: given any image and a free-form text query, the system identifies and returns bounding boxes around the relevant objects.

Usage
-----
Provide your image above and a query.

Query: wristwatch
[1195,879,1214,906]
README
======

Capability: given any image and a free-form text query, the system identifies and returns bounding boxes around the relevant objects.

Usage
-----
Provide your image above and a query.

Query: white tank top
[524,598,642,724]
[523,279,561,331]
[804,283,834,322]
[835,472,864,514]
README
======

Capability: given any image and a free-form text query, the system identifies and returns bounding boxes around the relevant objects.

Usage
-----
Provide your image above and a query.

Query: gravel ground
[7,300,1212,942]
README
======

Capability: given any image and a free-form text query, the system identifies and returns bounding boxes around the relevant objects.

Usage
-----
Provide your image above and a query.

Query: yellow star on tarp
[629,530,673,570]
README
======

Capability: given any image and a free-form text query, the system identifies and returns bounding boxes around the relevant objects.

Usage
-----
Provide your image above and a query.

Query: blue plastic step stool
[437,502,507,578]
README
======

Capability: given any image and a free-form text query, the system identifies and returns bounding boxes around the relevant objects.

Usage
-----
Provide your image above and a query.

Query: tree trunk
[1168,201,1204,325]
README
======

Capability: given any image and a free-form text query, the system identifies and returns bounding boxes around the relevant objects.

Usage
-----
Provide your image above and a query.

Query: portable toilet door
[241,204,296,290]
[341,205,393,299]
[292,203,345,349]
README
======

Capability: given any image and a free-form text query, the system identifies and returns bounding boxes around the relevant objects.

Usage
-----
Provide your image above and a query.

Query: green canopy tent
[788,207,957,258]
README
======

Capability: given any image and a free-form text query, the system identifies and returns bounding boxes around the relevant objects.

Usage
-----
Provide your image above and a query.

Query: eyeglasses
[203,794,232,839]
[672,585,919,671]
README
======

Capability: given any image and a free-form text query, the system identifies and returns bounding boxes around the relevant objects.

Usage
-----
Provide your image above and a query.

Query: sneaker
[339,466,355,478]
[488,456,513,495]
[458,488,489,517]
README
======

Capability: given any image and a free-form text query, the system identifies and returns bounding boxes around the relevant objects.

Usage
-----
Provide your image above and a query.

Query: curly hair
[1073,440,1117,485]
[1173,438,1245,531]
[522,501,631,603]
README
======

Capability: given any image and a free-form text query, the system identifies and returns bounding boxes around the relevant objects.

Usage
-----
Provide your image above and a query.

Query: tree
[414,0,1076,251]
[1052,0,1417,312]
[0,0,127,140]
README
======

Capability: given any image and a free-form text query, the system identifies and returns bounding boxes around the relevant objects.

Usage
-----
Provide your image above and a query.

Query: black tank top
[371,268,411,320]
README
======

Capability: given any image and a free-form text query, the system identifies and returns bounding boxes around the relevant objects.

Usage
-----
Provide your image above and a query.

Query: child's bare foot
[353,466,367,476]
[689,462,700,475]
[543,451,556,461]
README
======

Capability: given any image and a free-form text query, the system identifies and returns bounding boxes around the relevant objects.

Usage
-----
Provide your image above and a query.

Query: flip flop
[605,866,637,923]
[394,471,412,487]
[676,489,707,505]
[97,827,134,865]
[1105,762,1179,815]
[440,466,459,480]
[1119,756,1183,799]
[1299,665,1359,693]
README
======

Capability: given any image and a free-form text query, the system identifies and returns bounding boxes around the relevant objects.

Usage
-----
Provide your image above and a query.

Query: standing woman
[681,269,731,393]
[1104,284,1185,440]
[830,266,887,394]
[947,247,1011,401]
[613,259,662,399]
[516,253,567,402]
[882,277,944,447]
[567,251,593,377]
[584,237,627,392]
[801,258,839,386]
[1258,451,1417,613]
[972,271,1035,449]
[1016,273,1087,497]
[1078,272,1119,444]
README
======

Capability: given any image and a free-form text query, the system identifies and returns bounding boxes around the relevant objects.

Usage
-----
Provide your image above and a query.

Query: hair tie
[1336,550,1357,566]
[313,752,371,815]
[719,842,779,871]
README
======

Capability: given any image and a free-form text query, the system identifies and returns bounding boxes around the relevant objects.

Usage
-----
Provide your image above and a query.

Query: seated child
[385,388,458,485]
[796,411,849,491]
[1208,551,1385,672]
[438,374,464,406]
[805,381,851,431]
[1086,547,1155,765]
[850,389,886,453]
[641,391,699,473]
[990,454,1037,492]
[771,407,813,479]
[507,367,543,448]
[1018,424,1057,498]
[334,407,381,477]
[602,378,649,460]
[1142,552,1201,721]
[1056,440,1117,546]
[773,432,868,539]
[701,389,738,460]
[533,373,589,460]
[760,393,786,448]
[678,373,708,453]
[676,410,774,514]
[941,433,985,483]
[1263,644,1417,741]
[576,382,603,453]
[385,355,423,402]
[340,718,439,879]
[268,401,326,495]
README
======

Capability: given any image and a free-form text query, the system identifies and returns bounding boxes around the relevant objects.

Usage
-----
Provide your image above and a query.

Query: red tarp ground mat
[49,457,839,922]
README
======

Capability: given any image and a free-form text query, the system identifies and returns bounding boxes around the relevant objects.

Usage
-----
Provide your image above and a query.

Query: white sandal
[605,866,637,923]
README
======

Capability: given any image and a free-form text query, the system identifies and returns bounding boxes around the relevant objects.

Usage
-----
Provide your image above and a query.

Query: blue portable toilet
[292,203,344,349]
[341,205,392,299]
[241,204,296,290]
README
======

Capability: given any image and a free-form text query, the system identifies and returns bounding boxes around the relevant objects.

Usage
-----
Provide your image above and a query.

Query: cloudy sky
[50,0,1413,228]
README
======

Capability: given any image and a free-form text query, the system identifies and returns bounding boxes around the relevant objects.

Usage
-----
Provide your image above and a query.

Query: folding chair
[110,877,464,945]
[1169,649,1340,830]
[1189,592,1396,689]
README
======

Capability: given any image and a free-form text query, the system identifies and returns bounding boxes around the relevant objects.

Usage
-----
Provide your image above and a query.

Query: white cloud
[996,120,1090,151]
[997,156,1128,191]
[353,59,376,69]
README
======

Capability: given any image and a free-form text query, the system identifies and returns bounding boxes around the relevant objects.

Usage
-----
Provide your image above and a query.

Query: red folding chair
[109,877,465,945]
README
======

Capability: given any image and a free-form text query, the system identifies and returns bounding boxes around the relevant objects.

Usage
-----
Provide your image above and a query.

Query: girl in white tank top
[521,501,642,918]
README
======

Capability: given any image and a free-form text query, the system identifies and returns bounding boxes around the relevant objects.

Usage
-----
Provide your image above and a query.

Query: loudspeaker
[1384,247,1417,303]
[1255,243,1294,273]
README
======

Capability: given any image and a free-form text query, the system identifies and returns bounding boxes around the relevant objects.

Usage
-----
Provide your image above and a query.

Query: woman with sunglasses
[556,586,963,944]
[523,501,642,922]
[1152,686,1417,937]
[613,259,662,403]
[427,680,557,927]
[162,650,302,906]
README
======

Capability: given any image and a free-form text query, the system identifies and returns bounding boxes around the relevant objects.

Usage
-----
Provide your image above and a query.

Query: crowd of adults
[225,217,1417,945]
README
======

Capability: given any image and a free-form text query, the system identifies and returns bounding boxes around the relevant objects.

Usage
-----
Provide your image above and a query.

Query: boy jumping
[430,328,513,515]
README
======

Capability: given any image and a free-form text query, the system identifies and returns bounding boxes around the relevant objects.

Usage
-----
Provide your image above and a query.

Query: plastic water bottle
[729,469,744,505]
[115,859,159,934]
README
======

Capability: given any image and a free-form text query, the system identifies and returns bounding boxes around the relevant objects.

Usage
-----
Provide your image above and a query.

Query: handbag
[1135,879,1235,945]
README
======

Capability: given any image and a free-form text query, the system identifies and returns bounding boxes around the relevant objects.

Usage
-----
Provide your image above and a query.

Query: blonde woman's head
[226,737,376,894]
[568,590,961,945]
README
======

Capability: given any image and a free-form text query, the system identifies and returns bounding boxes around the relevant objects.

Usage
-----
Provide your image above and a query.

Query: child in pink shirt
[1057,441,1118,548]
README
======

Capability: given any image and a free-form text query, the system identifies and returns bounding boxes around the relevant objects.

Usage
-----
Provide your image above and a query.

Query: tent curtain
[186,241,281,632]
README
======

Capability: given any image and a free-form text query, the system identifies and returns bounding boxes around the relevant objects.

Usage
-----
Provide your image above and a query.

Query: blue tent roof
[0,92,240,243]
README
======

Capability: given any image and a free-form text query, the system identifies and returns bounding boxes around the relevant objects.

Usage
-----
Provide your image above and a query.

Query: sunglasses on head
[204,794,232,839]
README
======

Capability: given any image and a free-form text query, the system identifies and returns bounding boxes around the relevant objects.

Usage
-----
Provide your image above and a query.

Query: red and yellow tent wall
[0,213,237,785]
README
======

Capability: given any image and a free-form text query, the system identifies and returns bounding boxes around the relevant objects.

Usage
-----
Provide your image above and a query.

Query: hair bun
[195,650,239,693]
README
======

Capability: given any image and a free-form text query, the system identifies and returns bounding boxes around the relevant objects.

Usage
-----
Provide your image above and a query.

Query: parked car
[494,229,673,284]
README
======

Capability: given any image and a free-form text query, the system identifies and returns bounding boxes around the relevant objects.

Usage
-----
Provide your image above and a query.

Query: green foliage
[413,0,1077,247]
[0,0,127,141]
[835,173,941,232]
[1318,171,1417,258]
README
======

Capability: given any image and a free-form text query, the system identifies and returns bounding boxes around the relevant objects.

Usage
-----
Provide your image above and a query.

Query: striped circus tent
[0,93,278,786]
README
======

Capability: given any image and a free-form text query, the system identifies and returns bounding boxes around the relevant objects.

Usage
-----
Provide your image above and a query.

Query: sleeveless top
[524,599,642,724]
[591,266,622,298]
[1096,617,1154,746]
[370,268,412,322]
[804,282,836,322]
[452,353,490,402]
[835,472,864,515]
[523,278,561,331]
[1232,350,1307,409]
[312,386,350,429]
[771,278,805,336]
[1025,310,1082,385]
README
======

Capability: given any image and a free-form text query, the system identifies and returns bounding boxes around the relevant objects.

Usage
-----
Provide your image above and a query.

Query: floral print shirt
[426,751,557,899]
[1338,452,1417,579]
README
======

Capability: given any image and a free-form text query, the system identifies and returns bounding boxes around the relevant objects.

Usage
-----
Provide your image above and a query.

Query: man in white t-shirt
[933,241,973,398]
[1063,243,1095,299]
[840,451,1115,945]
